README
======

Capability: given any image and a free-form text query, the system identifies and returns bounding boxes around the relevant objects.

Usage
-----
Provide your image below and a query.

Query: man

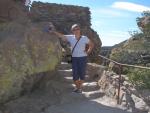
[53,24,94,93]
[24,0,31,6]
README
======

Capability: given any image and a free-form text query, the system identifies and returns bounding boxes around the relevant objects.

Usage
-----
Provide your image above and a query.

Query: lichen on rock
[0,20,62,104]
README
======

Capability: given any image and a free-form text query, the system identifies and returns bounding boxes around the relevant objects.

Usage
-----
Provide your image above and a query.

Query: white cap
[71,24,80,31]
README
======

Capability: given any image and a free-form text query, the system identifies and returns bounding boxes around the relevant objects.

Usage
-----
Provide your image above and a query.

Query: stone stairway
[1,62,130,113]
[43,62,130,113]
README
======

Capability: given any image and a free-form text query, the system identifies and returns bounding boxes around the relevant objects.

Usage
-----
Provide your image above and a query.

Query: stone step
[58,69,72,76]
[82,82,99,92]
[83,90,105,99]
[57,62,72,70]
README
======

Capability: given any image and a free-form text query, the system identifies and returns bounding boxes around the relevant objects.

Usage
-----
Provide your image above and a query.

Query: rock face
[0,0,28,23]
[86,63,105,81]
[0,0,62,104]
[137,12,150,34]
[30,1,102,62]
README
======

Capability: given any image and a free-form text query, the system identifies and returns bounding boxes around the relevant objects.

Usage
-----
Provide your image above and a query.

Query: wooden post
[117,65,122,104]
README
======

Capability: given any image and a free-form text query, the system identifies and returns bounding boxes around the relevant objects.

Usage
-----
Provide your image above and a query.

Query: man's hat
[71,24,80,31]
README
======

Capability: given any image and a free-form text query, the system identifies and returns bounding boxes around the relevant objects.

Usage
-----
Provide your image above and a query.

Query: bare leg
[74,80,80,89]
[79,80,84,89]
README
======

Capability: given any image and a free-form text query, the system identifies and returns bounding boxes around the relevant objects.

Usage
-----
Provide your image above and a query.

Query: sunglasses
[72,28,80,31]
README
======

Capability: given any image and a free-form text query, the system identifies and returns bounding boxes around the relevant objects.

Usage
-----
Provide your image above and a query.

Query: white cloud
[97,30,130,46]
[100,36,128,46]
[91,8,131,18]
[112,2,150,12]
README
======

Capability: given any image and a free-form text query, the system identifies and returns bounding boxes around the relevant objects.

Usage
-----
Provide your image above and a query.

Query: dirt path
[2,63,130,113]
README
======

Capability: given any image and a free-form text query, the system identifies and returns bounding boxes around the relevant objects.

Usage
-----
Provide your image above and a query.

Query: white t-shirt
[65,35,89,57]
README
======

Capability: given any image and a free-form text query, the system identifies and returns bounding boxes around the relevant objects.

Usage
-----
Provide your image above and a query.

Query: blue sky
[31,0,150,46]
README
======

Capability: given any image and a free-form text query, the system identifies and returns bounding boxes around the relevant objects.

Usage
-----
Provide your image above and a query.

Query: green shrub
[127,68,150,89]
[122,67,130,75]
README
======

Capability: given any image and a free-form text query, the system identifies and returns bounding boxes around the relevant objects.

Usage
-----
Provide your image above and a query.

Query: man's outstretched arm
[52,31,68,42]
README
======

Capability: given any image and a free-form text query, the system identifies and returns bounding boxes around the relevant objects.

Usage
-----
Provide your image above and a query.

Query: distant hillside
[100,46,113,57]
[109,11,150,66]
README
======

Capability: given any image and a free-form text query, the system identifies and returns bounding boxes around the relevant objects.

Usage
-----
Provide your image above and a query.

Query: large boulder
[86,63,105,81]
[0,21,62,103]
[0,0,63,104]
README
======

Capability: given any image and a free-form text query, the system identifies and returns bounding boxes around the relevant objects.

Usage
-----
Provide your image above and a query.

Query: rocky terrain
[0,1,149,113]
[98,70,150,113]
[0,0,101,105]
[0,63,131,113]
[1,62,149,113]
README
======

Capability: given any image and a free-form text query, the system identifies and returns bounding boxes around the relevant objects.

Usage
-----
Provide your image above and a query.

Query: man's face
[72,27,80,35]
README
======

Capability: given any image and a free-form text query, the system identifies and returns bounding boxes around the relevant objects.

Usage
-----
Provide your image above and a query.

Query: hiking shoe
[77,89,82,93]
[73,88,82,93]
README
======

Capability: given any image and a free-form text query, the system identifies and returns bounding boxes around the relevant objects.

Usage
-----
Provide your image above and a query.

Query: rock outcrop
[0,0,28,23]
[86,63,105,81]
[0,0,62,104]
[30,1,102,63]
[98,71,150,113]
[137,11,150,35]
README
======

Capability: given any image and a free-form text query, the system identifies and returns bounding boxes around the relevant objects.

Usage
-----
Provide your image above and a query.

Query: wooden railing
[98,55,150,104]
